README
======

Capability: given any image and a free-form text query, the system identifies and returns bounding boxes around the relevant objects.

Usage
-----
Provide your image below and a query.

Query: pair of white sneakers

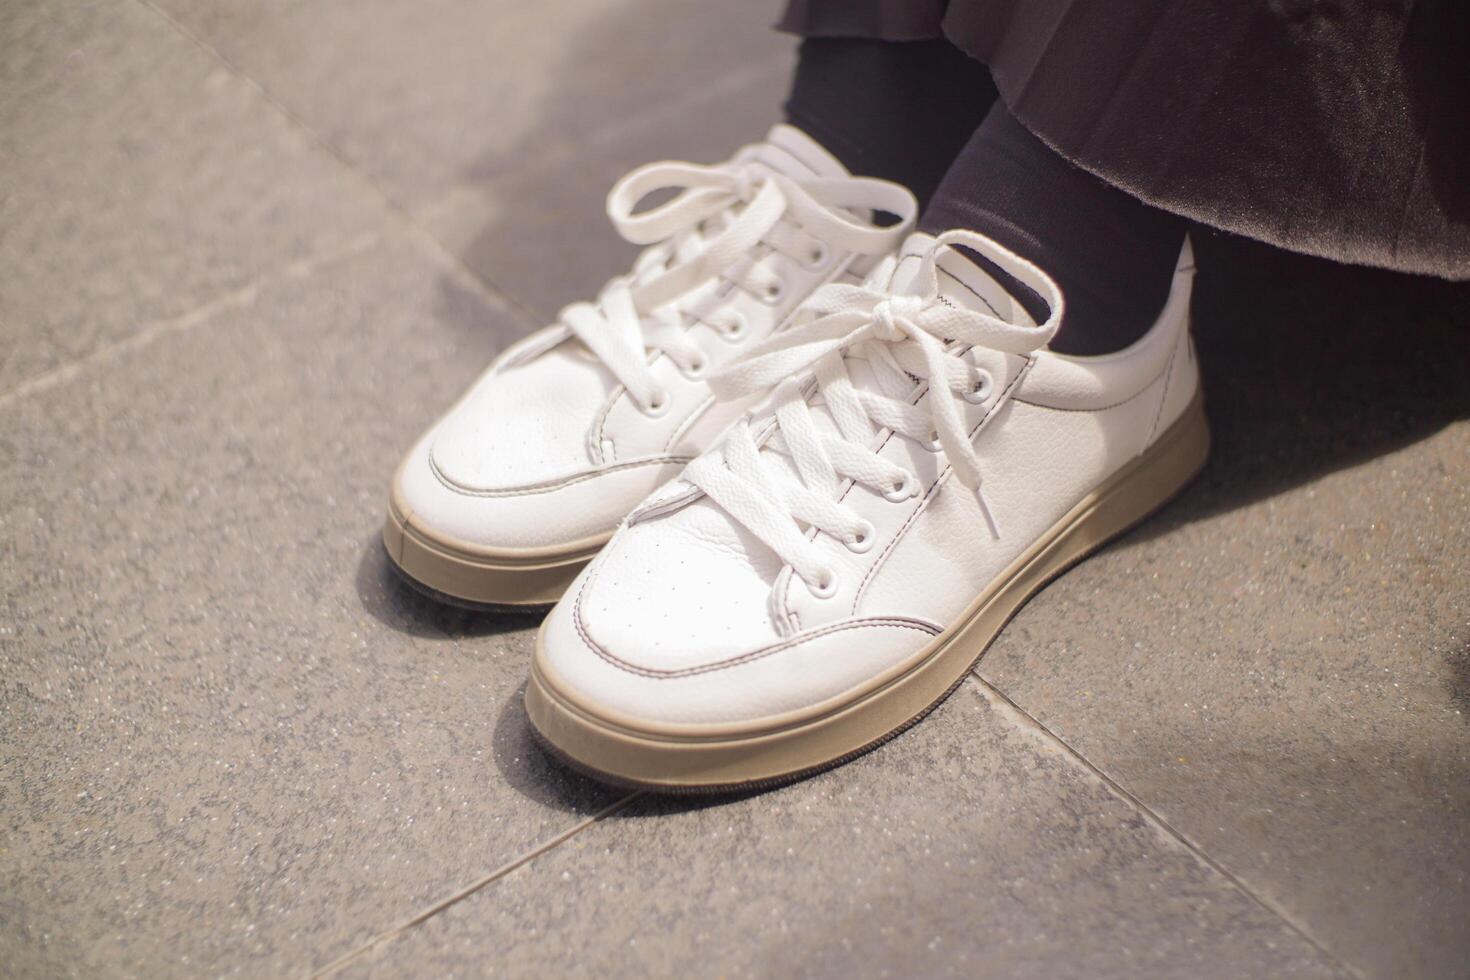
[384,126,1209,791]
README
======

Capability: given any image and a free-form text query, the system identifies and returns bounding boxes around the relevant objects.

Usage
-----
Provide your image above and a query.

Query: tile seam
[967,671,1363,979]
[130,0,543,332]
[0,231,381,412]
[310,792,641,978]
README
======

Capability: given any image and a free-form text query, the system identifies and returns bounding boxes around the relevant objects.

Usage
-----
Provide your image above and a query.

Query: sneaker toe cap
[537,550,939,728]
[392,427,681,551]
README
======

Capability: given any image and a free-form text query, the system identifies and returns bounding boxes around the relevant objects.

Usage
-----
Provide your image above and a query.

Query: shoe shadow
[490,681,628,813]
[488,682,814,813]
[354,535,545,639]
[1449,641,1470,719]
[1129,230,1470,543]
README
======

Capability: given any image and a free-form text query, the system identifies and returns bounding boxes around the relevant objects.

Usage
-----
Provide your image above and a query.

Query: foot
[527,229,1208,790]
[384,126,917,609]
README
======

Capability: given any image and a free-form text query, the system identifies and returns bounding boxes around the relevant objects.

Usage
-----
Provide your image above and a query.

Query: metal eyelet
[807,568,839,599]
[760,279,787,306]
[882,472,918,503]
[844,520,876,554]
[962,370,994,405]
[681,354,708,379]
[640,389,671,417]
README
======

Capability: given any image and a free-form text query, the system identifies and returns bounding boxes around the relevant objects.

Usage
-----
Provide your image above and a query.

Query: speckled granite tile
[421,64,791,323]
[149,0,794,323]
[0,237,617,977]
[151,0,791,215]
[0,0,381,396]
[976,242,1470,979]
[343,679,1344,979]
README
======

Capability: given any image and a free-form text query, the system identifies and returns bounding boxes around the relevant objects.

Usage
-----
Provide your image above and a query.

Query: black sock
[922,105,1187,355]
[784,37,998,210]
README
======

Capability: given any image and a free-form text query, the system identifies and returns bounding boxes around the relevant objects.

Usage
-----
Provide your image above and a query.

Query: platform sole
[526,393,1210,792]
[382,490,607,611]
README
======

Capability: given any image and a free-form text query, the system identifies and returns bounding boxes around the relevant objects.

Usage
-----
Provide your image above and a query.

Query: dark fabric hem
[775,0,946,42]
[776,0,1470,281]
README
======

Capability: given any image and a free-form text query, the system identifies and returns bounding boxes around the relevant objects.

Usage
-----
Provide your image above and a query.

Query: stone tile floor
[1,1,1466,977]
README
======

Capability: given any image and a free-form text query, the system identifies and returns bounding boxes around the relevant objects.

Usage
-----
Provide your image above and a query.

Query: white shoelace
[559,155,918,414]
[686,230,1064,593]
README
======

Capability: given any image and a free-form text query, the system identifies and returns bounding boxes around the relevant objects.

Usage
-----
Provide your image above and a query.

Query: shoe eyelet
[882,473,918,503]
[719,312,748,343]
[802,242,831,271]
[760,279,787,306]
[920,430,942,453]
[844,520,876,554]
[807,568,839,599]
[963,370,994,405]
[681,355,708,379]
[640,389,671,417]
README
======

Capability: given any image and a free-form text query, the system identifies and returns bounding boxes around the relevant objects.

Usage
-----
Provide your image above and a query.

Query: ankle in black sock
[922,106,1186,355]
[784,37,998,210]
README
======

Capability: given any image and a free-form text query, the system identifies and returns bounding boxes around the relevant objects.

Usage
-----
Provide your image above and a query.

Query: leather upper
[539,236,1201,722]
[393,126,917,550]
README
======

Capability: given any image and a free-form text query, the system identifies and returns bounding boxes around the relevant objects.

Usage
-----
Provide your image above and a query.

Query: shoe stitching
[777,369,935,627]
[568,528,939,678]
[849,362,1030,616]
[428,453,689,498]
[937,266,1002,318]
[1010,378,1159,414]
[776,353,1030,625]
[594,240,781,454]
[588,380,628,465]
[574,600,938,679]
[663,392,717,454]
[846,336,1185,611]
[678,251,861,457]
[1146,337,1181,445]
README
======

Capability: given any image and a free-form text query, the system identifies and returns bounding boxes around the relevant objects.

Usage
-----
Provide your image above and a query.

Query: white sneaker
[384,126,917,608]
[527,229,1209,790]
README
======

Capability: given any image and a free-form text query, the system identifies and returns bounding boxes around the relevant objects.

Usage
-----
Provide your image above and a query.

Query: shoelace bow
[559,155,917,413]
[685,229,1064,593]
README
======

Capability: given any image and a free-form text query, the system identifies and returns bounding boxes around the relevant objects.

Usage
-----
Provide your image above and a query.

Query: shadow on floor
[1131,230,1470,544]
[436,0,788,327]
[488,677,777,813]
[355,535,545,639]
[1450,642,1470,718]
[490,680,627,812]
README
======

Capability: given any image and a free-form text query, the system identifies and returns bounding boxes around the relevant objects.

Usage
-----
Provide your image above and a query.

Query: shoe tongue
[889,232,1036,329]
[742,124,850,181]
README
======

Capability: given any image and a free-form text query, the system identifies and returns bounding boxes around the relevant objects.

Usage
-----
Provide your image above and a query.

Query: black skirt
[778,0,1469,280]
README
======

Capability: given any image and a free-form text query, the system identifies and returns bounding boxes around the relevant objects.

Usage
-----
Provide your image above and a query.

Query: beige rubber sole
[382,482,609,611]
[526,393,1210,792]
